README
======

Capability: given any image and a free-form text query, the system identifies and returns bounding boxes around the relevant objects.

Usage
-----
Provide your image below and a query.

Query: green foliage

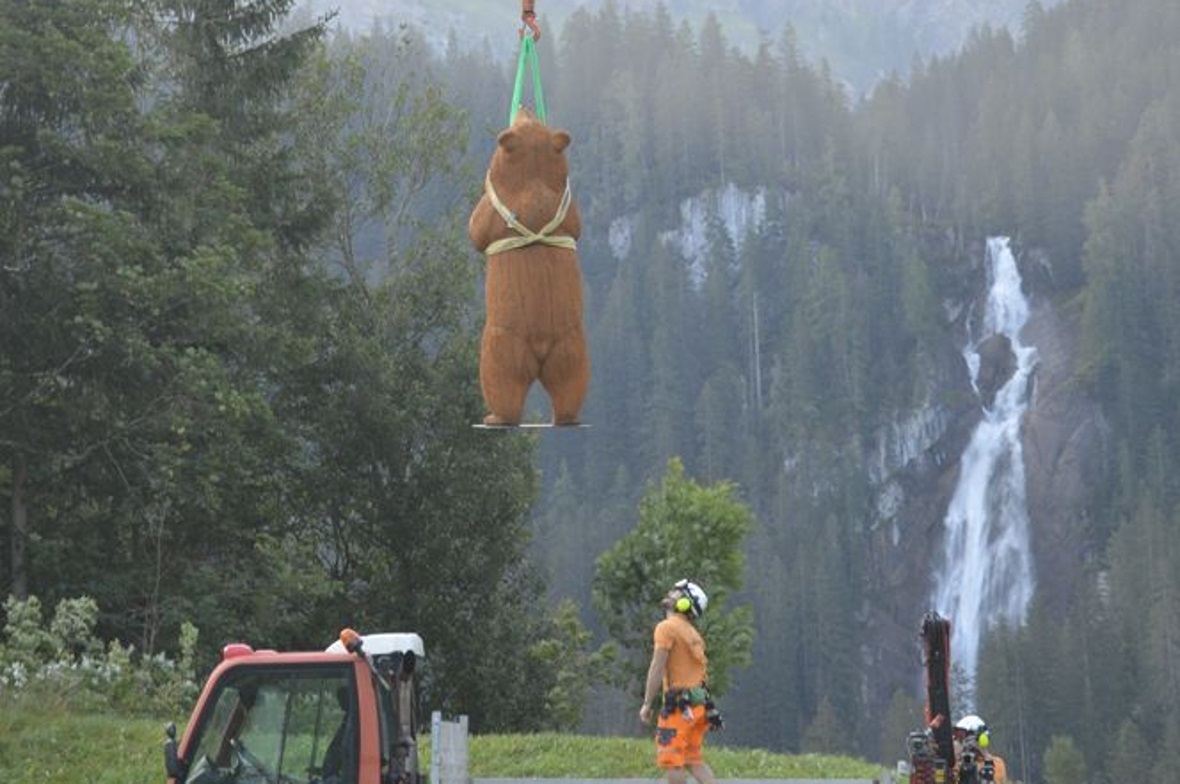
[2,0,548,739]
[0,596,56,670]
[592,458,754,696]
[528,598,615,732]
[0,595,198,716]
[48,596,104,660]
[0,0,328,655]
[1107,719,1151,778]
[879,688,923,765]
[1042,735,1086,784]
[803,697,847,756]
[1150,718,1180,784]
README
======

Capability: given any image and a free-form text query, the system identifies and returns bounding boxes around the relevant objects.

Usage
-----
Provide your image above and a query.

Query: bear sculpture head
[475,108,578,248]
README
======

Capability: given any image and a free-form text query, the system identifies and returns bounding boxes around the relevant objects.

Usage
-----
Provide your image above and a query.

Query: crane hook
[521,0,540,40]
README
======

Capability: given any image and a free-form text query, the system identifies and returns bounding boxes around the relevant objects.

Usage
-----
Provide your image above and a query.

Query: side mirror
[164,721,189,780]
[399,650,416,679]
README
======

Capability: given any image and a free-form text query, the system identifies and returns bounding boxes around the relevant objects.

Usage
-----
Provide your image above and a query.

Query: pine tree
[150,0,330,245]
[1042,735,1086,784]
[1107,719,1152,783]
[0,0,324,650]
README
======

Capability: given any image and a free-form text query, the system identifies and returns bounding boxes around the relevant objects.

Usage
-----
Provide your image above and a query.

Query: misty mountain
[298,0,1063,94]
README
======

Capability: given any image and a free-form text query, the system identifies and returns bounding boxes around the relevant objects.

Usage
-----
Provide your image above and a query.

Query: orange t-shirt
[654,613,708,689]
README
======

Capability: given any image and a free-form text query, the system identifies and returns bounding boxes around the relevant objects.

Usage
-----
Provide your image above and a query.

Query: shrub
[0,595,199,716]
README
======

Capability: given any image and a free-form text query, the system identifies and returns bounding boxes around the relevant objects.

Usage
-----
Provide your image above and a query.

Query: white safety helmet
[955,715,987,735]
[955,715,991,748]
[672,579,708,618]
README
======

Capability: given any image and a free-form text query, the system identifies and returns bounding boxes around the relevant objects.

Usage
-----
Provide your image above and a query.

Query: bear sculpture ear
[552,130,571,153]
[497,127,519,153]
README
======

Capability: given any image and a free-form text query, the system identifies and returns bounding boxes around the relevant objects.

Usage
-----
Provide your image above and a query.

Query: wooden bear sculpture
[469,110,589,426]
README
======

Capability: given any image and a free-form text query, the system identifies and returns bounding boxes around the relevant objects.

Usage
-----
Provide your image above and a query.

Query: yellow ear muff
[979,731,990,749]
[676,596,691,613]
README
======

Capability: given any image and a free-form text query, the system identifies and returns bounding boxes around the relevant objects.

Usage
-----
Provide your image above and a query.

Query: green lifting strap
[510,33,547,126]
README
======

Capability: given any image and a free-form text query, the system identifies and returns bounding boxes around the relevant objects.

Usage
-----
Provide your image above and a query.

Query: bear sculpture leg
[539,330,589,425]
[480,325,537,426]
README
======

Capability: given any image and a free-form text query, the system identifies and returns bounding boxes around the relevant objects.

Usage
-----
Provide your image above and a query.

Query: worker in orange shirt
[639,579,722,784]
[953,715,1008,784]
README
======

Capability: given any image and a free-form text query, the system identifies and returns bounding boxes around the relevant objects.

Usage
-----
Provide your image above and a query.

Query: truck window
[183,666,358,784]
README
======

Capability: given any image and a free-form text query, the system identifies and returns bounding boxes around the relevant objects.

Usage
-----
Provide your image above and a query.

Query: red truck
[164,629,424,784]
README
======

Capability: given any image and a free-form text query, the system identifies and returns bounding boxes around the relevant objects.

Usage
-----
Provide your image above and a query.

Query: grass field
[0,700,882,784]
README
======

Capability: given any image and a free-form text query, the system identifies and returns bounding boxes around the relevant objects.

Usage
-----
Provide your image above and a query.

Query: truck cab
[165,631,424,784]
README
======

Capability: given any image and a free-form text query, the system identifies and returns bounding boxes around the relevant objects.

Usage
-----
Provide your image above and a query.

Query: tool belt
[661,685,725,730]
[957,745,996,783]
[662,686,708,709]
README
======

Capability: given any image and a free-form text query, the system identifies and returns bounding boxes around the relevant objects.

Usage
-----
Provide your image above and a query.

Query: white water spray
[933,237,1037,693]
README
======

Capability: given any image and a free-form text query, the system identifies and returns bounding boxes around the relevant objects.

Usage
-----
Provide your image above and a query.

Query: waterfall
[933,236,1037,695]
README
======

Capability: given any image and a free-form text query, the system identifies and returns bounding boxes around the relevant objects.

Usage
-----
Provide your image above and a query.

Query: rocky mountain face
[1018,287,1108,616]
[862,240,1105,712]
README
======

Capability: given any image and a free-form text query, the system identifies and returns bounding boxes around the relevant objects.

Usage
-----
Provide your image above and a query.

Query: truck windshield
[184,666,357,784]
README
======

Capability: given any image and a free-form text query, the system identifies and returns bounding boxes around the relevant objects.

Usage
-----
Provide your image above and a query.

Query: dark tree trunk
[10,456,28,599]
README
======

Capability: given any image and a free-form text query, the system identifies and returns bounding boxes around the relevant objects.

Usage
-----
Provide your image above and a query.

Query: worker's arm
[638,647,670,724]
